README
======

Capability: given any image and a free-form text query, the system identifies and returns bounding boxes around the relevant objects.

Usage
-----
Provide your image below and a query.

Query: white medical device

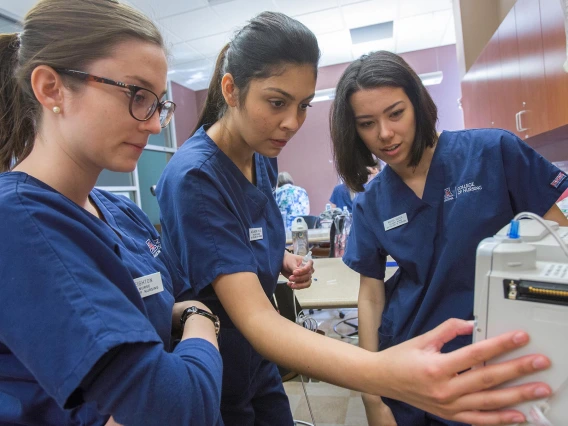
[474,213,568,426]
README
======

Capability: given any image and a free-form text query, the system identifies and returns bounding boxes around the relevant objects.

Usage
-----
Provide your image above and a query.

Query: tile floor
[282,308,367,426]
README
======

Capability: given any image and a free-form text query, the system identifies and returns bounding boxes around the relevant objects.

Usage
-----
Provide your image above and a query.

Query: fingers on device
[474,213,568,426]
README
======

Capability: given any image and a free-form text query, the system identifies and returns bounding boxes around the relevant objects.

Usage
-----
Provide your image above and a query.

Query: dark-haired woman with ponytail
[0,1,222,424]
[158,12,554,426]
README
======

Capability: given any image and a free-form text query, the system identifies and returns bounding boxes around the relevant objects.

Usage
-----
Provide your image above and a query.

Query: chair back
[297,215,320,229]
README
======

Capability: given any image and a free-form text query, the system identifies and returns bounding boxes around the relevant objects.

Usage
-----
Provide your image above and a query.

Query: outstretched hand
[374,319,551,425]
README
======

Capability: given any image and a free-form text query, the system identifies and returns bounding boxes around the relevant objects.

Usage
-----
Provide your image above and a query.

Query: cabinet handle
[515,111,521,132]
[518,110,529,132]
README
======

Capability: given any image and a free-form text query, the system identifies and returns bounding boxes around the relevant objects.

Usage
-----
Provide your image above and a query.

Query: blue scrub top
[344,129,568,353]
[0,172,222,425]
[330,183,354,212]
[157,126,285,307]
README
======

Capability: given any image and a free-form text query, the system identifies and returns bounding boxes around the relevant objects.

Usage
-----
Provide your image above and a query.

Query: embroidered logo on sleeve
[146,238,162,257]
[551,172,567,188]
[444,188,455,202]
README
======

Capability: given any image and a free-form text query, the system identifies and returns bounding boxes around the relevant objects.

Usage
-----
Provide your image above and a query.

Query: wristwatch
[180,305,220,337]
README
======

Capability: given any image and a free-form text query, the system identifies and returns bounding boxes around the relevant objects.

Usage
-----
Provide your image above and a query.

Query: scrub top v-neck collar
[201,128,269,212]
[381,132,447,210]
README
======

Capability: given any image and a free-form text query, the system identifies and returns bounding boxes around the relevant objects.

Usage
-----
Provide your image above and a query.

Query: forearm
[85,340,222,425]
[358,276,385,353]
[239,300,380,394]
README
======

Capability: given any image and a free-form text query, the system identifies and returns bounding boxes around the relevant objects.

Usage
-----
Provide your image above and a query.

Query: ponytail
[0,33,34,172]
[193,43,230,135]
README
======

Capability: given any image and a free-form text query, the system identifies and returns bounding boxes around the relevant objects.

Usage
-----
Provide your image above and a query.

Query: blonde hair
[0,0,165,171]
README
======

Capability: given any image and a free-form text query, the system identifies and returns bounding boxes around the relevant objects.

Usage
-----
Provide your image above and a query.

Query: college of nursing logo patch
[551,172,567,188]
[146,238,162,258]
[444,182,483,202]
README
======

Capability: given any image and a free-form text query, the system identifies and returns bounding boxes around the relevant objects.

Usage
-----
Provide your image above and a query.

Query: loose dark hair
[194,11,320,134]
[330,50,438,192]
[0,0,165,172]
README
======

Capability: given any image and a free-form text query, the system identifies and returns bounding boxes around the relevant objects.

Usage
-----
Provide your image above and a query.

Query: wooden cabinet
[540,0,568,130]
[461,0,568,143]
[515,0,549,138]
[461,50,491,129]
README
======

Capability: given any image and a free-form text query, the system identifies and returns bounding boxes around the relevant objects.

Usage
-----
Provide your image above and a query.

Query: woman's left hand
[281,251,314,289]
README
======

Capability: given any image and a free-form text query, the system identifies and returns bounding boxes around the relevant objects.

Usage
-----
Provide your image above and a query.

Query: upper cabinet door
[498,7,523,138]
[540,0,568,130]
[515,0,549,139]
[485,31,510,131]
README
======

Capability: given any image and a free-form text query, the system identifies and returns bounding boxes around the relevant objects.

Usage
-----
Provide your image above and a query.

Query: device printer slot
[503,279,568,306]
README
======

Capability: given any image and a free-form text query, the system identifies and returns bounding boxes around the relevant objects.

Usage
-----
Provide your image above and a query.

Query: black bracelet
[180,306,220,337]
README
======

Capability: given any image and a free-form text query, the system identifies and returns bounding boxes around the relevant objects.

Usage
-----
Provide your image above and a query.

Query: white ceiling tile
[339,0,366,4]
[158,7,230,40]
[128,0,209,20]
[273,0,339,17]
[317,30,354,67]
[212,0,280,31]
[295,8,345,35]
[395,10,451,53]
[188,32,232,58]
[341,0,398,29]
[155,22,183,46]
[170,42,206,65]
[398,0,452,19]
[352,37,395,58]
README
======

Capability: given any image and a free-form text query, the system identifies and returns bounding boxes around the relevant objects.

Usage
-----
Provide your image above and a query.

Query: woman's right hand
[362,393,397,426]
[373,319,551,425]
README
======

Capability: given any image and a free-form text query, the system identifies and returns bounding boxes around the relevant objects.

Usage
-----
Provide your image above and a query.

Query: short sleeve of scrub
[158,165,259,296]
[0,174,162,409]
[343,196,387,280]
[499,131,568,214]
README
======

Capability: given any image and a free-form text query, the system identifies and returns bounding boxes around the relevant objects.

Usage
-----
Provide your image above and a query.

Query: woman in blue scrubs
[0,1,222,424]
[331,50,568,426]
[158,13,555,426]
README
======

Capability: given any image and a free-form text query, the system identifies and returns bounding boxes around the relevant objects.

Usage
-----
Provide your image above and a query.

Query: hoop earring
[52,106,61,114]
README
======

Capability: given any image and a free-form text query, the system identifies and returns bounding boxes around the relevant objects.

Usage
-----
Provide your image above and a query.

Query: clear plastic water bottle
[333,210,346,258]
[291,217,309,256]
[342,206,352,252]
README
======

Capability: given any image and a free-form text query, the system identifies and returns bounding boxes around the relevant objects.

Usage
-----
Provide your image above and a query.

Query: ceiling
[0,0,456,91]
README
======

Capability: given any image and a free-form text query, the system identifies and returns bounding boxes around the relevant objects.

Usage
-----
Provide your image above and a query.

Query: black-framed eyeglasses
[55,68,176,128]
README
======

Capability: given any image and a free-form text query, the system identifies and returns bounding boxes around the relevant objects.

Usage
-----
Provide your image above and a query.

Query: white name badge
[383,213,408,231]
[134,272,164,298]
[249,227,263,241]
